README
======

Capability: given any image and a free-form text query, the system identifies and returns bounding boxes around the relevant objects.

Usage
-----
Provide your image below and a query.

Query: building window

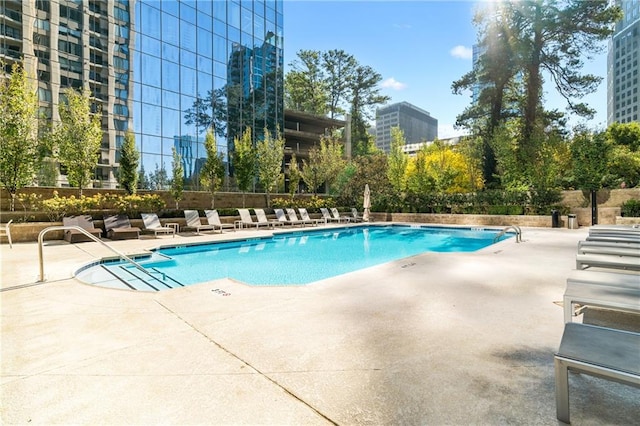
[34,19,50,31]
[38,88,52,102]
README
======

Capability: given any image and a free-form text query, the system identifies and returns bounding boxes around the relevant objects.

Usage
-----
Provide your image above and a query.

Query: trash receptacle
[568,214,578,229]
[551,209,560,228]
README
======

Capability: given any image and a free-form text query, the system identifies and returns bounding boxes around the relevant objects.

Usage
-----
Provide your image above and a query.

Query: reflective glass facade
[608,0,640,125]
[1,0,284,189]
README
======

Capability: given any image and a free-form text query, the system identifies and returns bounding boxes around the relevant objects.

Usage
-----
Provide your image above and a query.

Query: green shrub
[621,199,640,217]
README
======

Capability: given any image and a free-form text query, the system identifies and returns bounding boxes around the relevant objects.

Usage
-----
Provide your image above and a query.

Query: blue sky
[283,0,610,138]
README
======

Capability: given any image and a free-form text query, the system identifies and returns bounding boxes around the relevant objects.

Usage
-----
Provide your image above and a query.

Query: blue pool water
[79,225,513,289]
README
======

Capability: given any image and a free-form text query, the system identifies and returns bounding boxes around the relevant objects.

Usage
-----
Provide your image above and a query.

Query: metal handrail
[494,225,522,243]
[38,225,155,283]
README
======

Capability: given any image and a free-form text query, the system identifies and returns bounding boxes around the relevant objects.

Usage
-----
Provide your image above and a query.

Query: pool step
[75,264,184,291]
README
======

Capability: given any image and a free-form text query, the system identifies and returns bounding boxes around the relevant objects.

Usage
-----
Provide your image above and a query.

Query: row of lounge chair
[554,224,640,423]
[61,207,366,243]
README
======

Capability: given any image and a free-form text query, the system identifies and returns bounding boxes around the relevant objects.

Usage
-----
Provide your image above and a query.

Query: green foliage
[300,146,323,196]
[0,62,40,210]
[288,153,302,198]
[232,127,257,207]
[271,196,335,211]
[621,199,640,217]
[284,50,328,115]
[170,147,184,208]
[256,126,285,207]
[53,88,103,195]
[607,120,640,152]
[200,130,226,208]
[387,127,409,193]
[39,191,165,221]
[118,130,139,195]
[571,129,610,191]
[300,136,346,196]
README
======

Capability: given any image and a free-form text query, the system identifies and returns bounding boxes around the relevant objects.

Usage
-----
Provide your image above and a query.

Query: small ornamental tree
[301,145,324,196]
[170,147,184,209]
[256,127,285,207]
[200,129,225,208]
[118,130,139,195]
[0,62,40,210]
[288,153,301,198]
[571,128,610,225]
[232,127,256,207]
[54,88,103,195]
[387,127,408,194]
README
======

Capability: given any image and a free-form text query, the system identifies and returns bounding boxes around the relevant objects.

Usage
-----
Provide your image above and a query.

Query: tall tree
[0,62,40,210]
[322,49,357,119]
[387,127,409,193]
[284,50,328,114]
[200,129,225,209]
[170,147,184,209]
[507,0,620,151]
[256,127,285,207]
[54,88,103,195]
[118,130,139,195]
[349,65,390,149]
[452,8,520,186]
[183,88,227,137]
[232,127,256,207]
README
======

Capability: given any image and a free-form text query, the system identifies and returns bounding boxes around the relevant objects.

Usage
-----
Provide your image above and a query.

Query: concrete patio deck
[1,225,638,425]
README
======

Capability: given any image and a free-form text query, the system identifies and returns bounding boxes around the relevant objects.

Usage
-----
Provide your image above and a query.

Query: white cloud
[438,123,469,140]
[381,77,408,91]
[393,23,412,29]
[450,45,473,60]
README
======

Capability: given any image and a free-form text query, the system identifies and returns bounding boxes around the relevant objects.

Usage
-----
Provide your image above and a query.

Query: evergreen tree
[256,127,285,207]
[118,130,139,195]
[200,129,226,208]
[170,147,184,209]
[232,127,256,207]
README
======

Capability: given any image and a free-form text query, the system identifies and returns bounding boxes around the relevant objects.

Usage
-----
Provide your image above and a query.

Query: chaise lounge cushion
[104,214,140,240]
[62,215,102,243]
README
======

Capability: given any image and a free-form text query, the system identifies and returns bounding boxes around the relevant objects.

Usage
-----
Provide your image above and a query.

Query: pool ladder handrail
[494,225,522,243]
[38,225,155,283]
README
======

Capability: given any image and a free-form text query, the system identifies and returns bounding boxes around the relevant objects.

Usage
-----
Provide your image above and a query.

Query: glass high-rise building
[608,0,640,125]
[1,0,284,189]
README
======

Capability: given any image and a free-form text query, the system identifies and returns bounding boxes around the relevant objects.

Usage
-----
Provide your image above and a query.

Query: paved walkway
[1,225,639,424]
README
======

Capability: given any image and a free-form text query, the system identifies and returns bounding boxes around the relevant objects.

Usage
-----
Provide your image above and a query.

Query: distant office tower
[472,43,483,104]
[1,0,284,189]
[608,0,640,125]
[375,102,437,153]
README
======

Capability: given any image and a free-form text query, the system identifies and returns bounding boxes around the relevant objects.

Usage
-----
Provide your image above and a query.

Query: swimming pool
[76,224,514,290]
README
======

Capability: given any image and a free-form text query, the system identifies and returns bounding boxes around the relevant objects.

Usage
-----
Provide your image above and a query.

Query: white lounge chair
[281,208,309,227]
[237,208,271,229]
[275,208,304,227]
[350,208,364,223]
[576,253,640,271]
[255,208,283,228]
[141,213,175,237]
[298,208,321,226]
[320,208,341,224]
[184,210,216,234]
[204,209,235,232]
[330,208,350,223]
[554,323,640,424]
